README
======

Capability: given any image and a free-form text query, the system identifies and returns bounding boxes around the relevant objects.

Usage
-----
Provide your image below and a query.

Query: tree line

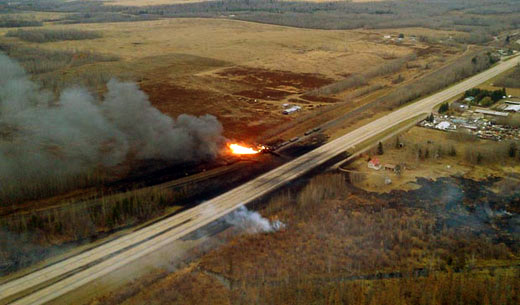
[6,28,102,43]
[4,0,520,40]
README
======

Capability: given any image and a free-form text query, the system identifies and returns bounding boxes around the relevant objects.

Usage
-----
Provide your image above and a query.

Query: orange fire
[228,143,261,155]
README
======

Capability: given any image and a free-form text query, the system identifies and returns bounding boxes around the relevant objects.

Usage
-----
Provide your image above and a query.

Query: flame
[229,143,260,155]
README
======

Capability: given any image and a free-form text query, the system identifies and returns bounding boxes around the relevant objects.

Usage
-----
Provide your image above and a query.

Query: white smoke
[0,54,225,199]
[224,206,285,234]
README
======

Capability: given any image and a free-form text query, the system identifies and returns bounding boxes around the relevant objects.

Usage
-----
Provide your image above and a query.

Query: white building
[475,109,509,117]
[283,106,301,115]
[435,121,452,130]
[505,104,520,112]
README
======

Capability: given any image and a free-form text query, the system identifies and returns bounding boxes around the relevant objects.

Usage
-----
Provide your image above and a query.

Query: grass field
[0,18,412,76]
[0,17,459,141]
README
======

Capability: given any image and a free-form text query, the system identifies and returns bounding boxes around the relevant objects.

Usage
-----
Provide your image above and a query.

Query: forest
[3,0,520,43]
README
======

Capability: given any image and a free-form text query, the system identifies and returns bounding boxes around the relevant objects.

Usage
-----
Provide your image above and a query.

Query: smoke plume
[0,54,224,199]
[224,206,285,234]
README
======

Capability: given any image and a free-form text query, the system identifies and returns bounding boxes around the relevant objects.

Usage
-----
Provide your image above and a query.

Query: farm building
[475,109,509,117]
[505,104,520,112]
[283,106,301,115]
[435,121,453,130]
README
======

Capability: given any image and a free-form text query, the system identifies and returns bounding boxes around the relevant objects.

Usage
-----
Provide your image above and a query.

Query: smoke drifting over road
[0,54,224,198]
[224,206,285,234]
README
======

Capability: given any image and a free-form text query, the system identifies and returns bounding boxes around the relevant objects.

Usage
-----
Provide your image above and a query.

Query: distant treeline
[6,29,102,43]
[0,16,42,27]
[0,41,118,93]
[4,0,520,40]
[0,41,117,75]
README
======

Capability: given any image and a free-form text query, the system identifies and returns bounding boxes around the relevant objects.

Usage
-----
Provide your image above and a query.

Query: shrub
[377,142,384,155]
[480,96,493,107]
[61,12,156,24]
[0,41,117,75]
[309,54,416,96]
[376,50,495,111]
[0,17,42,28]
[439,102,449,113]
[509,143,517,158]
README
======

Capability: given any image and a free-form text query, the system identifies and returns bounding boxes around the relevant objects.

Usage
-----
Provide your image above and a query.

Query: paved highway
[1,56,518,305]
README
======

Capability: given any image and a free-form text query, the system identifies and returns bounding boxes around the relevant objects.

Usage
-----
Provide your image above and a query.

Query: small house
[368,158,382,170]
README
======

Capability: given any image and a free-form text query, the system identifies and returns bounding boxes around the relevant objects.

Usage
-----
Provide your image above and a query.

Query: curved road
[1,56,518,305]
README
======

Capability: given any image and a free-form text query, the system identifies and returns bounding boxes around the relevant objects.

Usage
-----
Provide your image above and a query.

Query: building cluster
[419,113,520,141]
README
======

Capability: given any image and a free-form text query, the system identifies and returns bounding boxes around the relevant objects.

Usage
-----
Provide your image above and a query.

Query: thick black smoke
[0,54,224,196]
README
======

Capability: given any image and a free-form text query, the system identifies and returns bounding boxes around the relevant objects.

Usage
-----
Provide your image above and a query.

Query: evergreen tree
[439,102,449,113]
[377,142,384,155]
[449,146,456,156]
[509,143,517,158]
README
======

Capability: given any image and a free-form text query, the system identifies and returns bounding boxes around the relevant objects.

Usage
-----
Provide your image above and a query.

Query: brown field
[1,18,412,76]
[92,170,520,305]
[0,18,462,141]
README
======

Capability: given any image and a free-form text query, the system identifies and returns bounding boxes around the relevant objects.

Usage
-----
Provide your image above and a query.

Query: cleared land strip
[1,57,518,305]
